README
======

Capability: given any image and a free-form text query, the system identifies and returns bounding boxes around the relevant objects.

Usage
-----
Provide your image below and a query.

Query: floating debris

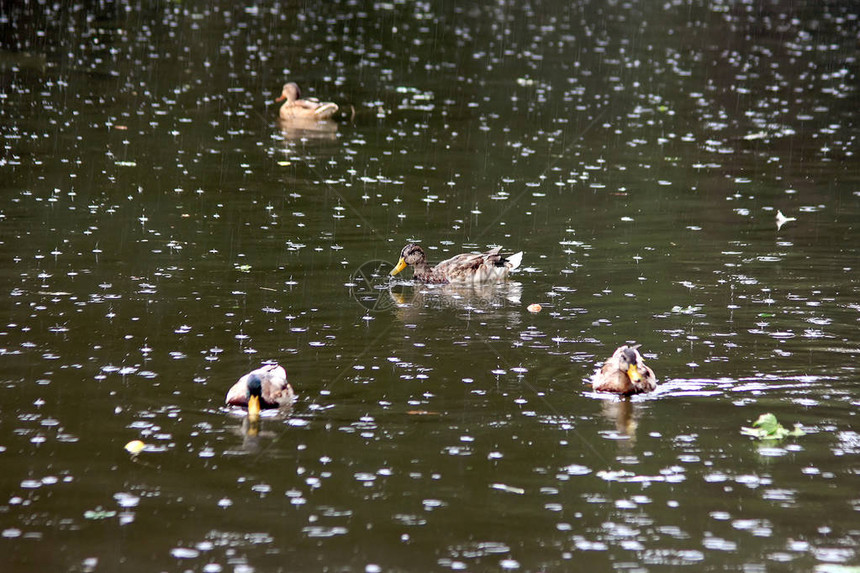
[776,210,796,230]
[527,303,542,313]
[124,440,145,455]
[671,305,702,315]
[741,413,805,440]
[84,507,117,520]
[491,483,525,495]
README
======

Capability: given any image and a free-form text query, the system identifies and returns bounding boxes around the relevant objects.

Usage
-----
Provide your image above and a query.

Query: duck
[275,82,338,120]
[390,243,523,284]
[225,364,295,420]
[592,345,657,396]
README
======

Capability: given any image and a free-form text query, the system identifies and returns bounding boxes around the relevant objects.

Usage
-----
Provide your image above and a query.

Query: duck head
[617,345,643,382]
[390,244,426,276]
[246,373,263,422]
[275,82,301,104]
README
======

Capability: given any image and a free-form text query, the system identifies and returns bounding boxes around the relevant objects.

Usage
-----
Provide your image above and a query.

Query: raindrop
[170,548,200,559]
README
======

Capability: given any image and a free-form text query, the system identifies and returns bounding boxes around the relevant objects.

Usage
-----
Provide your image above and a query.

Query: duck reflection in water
[601,399,639,440]
[388,281,523,321]
[278,115,338,141]
[232,410,293,454]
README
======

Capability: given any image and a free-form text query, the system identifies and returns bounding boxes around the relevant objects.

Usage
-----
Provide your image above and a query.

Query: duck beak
[275,94,286,103]
[627,364,642,383]
[390,257,407,276]
[248,395,261,422]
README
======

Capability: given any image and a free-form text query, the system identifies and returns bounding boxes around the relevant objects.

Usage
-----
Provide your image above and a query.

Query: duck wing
[311,102,338,118]
[259,365,295,407]
[296,98,338,118]
[434,247,522,284]
[591,358,633,394]
[281,99,338,120]
[434,251,491,281]
[631,362,657,393]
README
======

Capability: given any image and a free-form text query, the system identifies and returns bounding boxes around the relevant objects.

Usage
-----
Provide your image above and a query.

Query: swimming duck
[592,345,657,396]
[275,82,338,120]
[225,364,295,420]
[390,244,523,284]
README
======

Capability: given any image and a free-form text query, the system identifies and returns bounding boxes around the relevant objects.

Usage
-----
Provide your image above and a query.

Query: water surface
[1,1,858,571]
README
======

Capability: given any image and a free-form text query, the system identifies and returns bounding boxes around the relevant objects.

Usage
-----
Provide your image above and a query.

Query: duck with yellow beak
[225,364,295,420]
[390,243,523,284]
[592,345,657,396]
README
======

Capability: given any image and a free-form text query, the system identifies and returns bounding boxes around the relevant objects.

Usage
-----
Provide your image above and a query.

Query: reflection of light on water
[0,0,856,568]
[597,466,686,484]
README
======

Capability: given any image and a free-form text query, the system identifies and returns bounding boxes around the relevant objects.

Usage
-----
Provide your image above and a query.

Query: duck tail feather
[506,251,523,271]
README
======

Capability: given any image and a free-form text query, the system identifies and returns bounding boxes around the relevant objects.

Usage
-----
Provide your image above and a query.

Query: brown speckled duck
[390,244,523,284]
[225,364,295,420]
[592,345,657,396]
[275,82,338,120]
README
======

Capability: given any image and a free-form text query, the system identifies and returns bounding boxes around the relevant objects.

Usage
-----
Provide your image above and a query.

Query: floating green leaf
[740,413,805,441]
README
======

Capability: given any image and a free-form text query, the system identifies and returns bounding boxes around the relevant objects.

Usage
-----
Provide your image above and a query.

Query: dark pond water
[1,1,858,571]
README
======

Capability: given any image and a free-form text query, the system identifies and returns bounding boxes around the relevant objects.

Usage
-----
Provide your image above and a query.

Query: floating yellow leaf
[124,440,145,455]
